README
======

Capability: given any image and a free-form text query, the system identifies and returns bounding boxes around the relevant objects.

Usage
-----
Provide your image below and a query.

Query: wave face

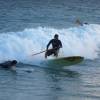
[0,24,100,64]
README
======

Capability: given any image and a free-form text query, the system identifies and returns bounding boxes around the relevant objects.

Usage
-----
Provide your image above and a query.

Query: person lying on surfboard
[75,19,88,26]
[0,60,17,70]
[45,34,62,58]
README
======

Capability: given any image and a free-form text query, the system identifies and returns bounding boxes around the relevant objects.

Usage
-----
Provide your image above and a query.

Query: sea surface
[0,0,100,100]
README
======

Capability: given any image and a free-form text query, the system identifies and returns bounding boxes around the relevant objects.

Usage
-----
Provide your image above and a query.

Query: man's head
[11,60,17,66]
[54,34,59,39]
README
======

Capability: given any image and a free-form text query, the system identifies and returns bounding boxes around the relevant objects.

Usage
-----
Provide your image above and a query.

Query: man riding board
[45,34,62,58]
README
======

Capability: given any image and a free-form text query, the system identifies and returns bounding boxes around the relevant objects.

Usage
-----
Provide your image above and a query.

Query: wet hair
[54,34,59,38]
[11,60,17,65]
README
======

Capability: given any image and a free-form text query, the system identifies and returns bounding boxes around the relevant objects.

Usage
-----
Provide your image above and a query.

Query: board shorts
[45,49,59,58]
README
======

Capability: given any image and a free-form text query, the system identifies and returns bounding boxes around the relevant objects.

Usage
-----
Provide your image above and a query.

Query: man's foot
[54,51,58,57]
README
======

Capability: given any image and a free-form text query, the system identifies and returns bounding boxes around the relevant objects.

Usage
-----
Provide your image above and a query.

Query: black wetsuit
[0,61,14,68]
[46,39,62,57]
[47,39,62,50]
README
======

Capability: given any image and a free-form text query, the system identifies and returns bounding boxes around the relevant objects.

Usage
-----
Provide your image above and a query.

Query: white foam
[0,24,100,64]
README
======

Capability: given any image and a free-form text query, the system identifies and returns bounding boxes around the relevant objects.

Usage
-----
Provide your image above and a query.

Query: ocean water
[0,0,100,100]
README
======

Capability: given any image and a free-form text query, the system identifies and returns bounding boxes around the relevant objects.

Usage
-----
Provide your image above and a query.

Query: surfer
[45,34,62,58]
[75,19,88,26]
[0,60,17,70]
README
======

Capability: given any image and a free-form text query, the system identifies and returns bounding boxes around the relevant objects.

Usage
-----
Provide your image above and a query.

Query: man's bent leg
[45,49,54,58]
[54,50,59,57]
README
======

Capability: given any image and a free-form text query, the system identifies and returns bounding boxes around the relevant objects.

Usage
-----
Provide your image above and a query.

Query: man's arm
[46,40,52,50]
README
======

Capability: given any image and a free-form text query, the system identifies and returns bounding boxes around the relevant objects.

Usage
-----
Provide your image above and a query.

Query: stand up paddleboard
[43,56,84,67]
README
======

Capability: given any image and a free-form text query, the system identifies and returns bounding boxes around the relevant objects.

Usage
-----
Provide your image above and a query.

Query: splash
[0,24,100,64]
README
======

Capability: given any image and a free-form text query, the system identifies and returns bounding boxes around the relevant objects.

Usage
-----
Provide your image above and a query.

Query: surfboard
[43,56,84,67]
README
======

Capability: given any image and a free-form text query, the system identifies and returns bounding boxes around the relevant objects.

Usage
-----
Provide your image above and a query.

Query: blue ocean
[0,0,100,100]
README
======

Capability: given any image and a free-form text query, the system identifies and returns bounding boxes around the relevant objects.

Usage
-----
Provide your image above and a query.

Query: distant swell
[0,24,100,64]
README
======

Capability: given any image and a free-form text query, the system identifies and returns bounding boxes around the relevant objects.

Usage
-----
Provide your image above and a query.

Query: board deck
[43,56,84,67]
